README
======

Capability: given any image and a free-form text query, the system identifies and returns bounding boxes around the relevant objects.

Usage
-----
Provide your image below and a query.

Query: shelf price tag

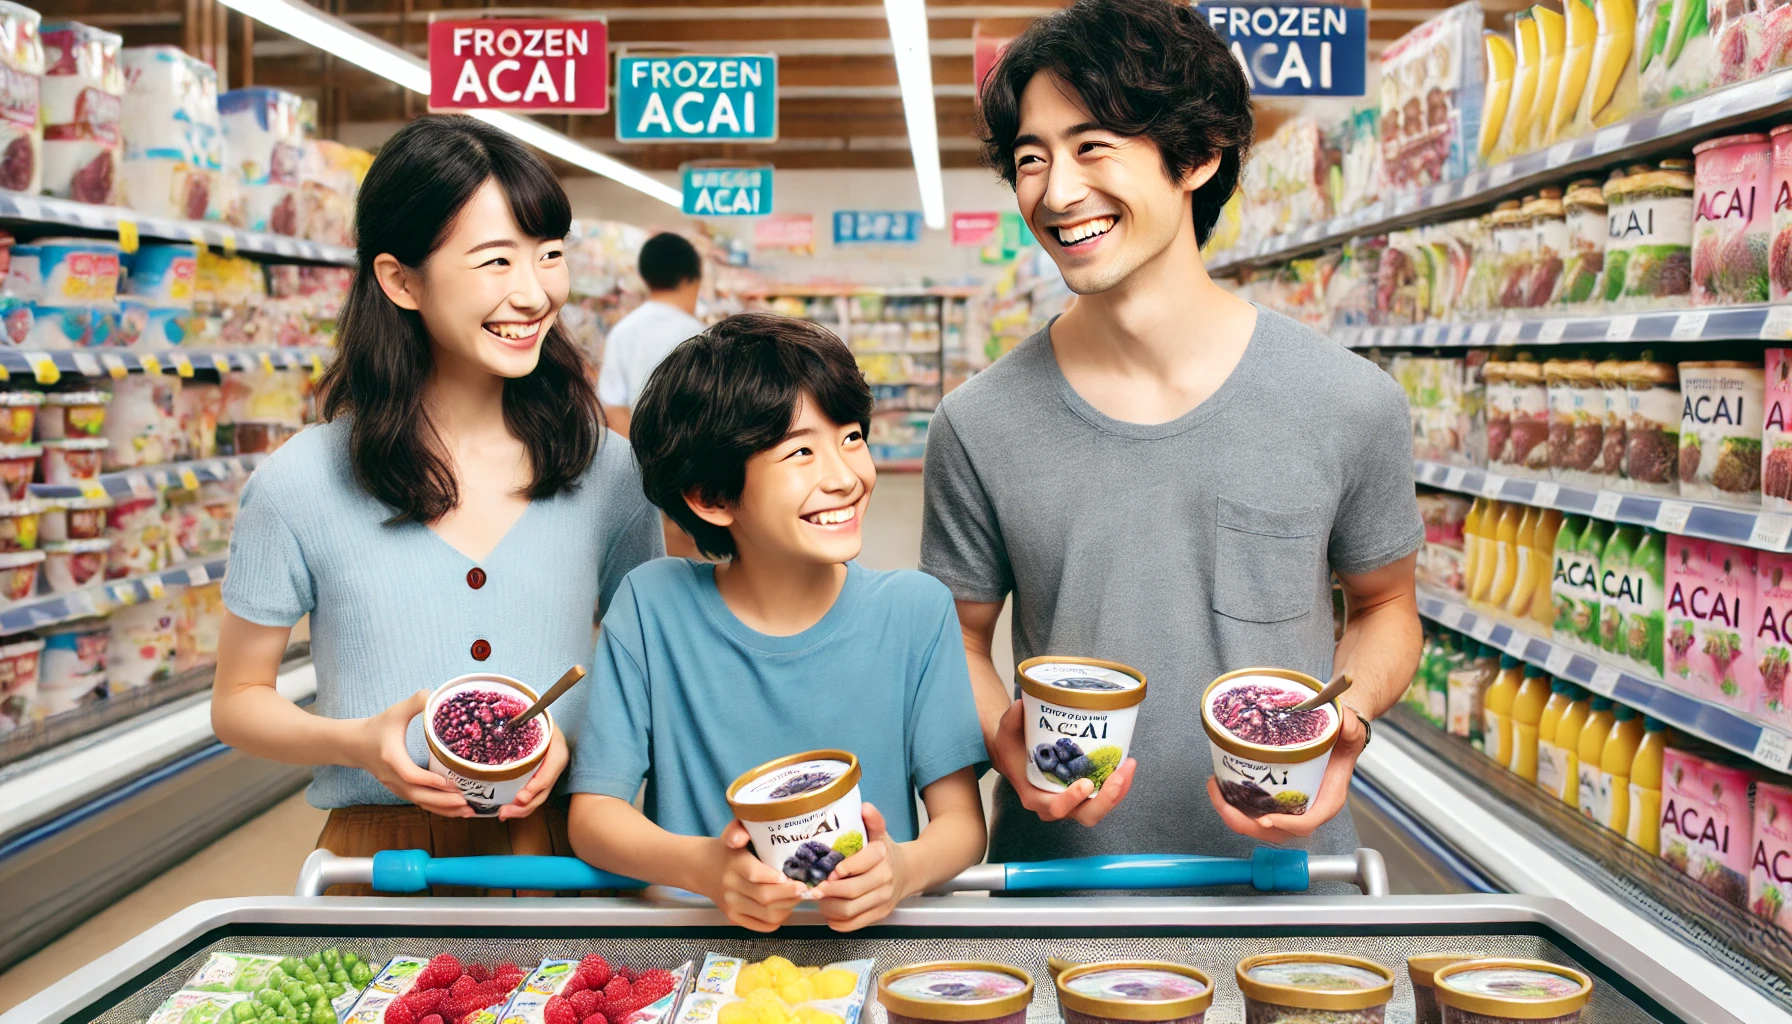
[1606,314,1639,341]
[1752,512,1792,550]
[1489,163,1516,186]
[70,352,100,378]
[64,590,97,617]
[99,353,127,378]
[21,351,57,385]
[308,353,326,379]
[1756,728,1792,772]
[170,352,194,378]
[1591,664,1621,690]
[1505,633,1531,656]
[1470,617,1497,641]
[1671,310,1710,340]
[1545,646,1575,676]
[1442,605,1467,628]
[1656,500,1693,534]
[111,583,139,606]
[1480,475,1505,499]
[258,352,276,374]
[77,480,107,501]
[212,353,232,373]
[126,473,153,498]
[184,226,208,253]
[1593,125,1630,154]
[1497,319,1524,344]
[1469,321,1493,345]
[1593,491,1624,519]
[220,230,237,258]
[178,467,200,491]
[1545,142,1576,168]
[1762,305,1792,340]
[1532,482,1561,506]
[1537,319,1568,344]
[117,217,139,254]
[10,196,40,220]
[187,563,210,586]
[138,354,162,376]
[145,577,165,600]
[1443,466,1467,489]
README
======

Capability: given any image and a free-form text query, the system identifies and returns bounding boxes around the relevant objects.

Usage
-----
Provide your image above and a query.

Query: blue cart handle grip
[371,850,645,893]
[997,849,1308,893]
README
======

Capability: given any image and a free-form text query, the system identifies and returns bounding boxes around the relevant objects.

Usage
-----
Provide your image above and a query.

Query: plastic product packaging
[102,373,179,469]
[0,499,36,552]
[1660,747,1752,908]
[1493,13,1541,164]
[1594,359,1627,481]
[39,389,109,440]
[1756,551,1792,724]
[0,546,42,600]
[1774,126,1792,302]
[1622,359,1681,491]
[41,536,107,592]
[1693,134,1772,306]
[123,243,197,305]
[107,494,168,578]
[1505,360,1551,476]
[1549,358,1603,483]
[1640,0,1714,106]
[1603,161,1696,307]
[0,2,43,195]
[116,297,189,349]
[1667,537,1756,707]
[1770,0,1792,68]
[0,388,40,444]
[33,238,120,306]
[108,595,176,690]
[1491,200,1532,309]
[0,631,40,729]
[118,46,220,222]
[1431,959,1592,1024]
[39,21,121,204]
[1558,179,1609,304]
[1677,360,1763,504]
[1378,2,1486,192]
[0,441,37,500]
[1530,6,1567,155]
[1752,778,1792,932]
[40,495,107,542]
[219,87,303,234]
[1711,0,1768,85]
[176,580,221,672]
[1767,349,1792,508]
[1524,190,1569,306]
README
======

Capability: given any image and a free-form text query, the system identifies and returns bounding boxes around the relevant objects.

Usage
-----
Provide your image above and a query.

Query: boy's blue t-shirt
[569,558,987,842]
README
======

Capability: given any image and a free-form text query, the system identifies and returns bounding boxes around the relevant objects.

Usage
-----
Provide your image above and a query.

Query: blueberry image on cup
[727,750,867,885]
[1032,737,1122,787]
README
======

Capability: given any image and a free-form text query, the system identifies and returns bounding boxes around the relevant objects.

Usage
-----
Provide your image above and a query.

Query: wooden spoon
[505,665,586,731]
[1287,672,1353,714]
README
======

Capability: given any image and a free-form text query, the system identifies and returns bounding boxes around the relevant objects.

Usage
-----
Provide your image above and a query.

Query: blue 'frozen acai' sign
[617,55,778,141]
[1196,3,1366,97]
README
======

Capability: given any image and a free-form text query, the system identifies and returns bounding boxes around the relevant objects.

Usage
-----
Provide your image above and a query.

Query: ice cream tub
[1202,668,1342,818]
[1234,953,1392,1024]
[123,243,197,304]
[1678,361,1763,505]
[1772,126,1792,303]
[1431,959,1592,1023]
[1406,955,1472,1024]
[727,748,866,885]
[1661,747,1753,908]
[1018,655,1145,792]
[1694,134,1773,306]
[40,21,122,206]
[38,618,106,714]
[0,442,38,501]
[0,634,42,701]
[21,302,116,349]
[0,498,37,552]
[877,962,1033,1024]
[116,297,189,350]
[42,537,107,592]
[36,389,109,440]
[424,672,553,817]
[0,547,43,601]
[1052,961,1210,1024]
[0,388,41,444]
[1752,778,1792,932]
[34,238,120,305]
[40,436,108,484]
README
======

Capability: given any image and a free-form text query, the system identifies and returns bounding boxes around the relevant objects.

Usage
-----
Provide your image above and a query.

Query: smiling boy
[921,0,1423,869]
[568,312,988,931]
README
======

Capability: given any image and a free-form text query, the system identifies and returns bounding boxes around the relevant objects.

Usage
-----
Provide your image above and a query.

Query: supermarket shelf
[0,191,356,266]
[1416,587,1792,773]
[0,347,327,384]
[1208,70,1792,274]
[1414,459,1792,553]
[851,348,943,356]
[0,556,226,637]
[873,459,924,471]
[28,454,263,501]
[1336,304,1792,349]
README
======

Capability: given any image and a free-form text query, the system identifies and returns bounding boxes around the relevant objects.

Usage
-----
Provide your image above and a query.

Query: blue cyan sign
[617,54,778,141]
[682,165,772,216]
[1196,4,1367,97]
[832,210,923,245]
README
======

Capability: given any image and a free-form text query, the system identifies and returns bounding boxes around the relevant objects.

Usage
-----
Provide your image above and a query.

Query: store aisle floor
[0,473,1007,1013]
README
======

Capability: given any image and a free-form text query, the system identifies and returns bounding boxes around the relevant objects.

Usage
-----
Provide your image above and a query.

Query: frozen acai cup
[878,962,1034,1024]
[1017,655,1146,792]
[1407,956,1473,1024]
[423,673,552,816]
[1203,668,1342,817]
[1431,960,1592,1024]
[1053,961,1212,1024]
[726,749,866,886]
[1235,953,1393,1024]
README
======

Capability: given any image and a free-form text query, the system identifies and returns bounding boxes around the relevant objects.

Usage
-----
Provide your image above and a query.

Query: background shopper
[598,232,706,439]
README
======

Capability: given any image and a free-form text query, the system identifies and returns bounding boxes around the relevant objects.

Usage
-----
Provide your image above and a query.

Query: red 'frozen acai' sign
[428,18,609,114]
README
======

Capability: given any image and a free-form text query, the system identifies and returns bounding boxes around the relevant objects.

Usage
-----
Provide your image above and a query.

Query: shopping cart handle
[294,849,645,896]
[933,848,1387,896]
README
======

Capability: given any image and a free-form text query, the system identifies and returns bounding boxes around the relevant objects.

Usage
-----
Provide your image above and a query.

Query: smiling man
[921,0,1425,871]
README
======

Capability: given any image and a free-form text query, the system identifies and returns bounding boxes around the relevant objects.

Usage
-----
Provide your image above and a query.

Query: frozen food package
[1378,1,1487,191]
[108,595,176,690]
[0,2,44,195]
[119,45,220,220]
[1710,0,1767,85]
[1640,0,1714,107]
[1756,551,1792,727]
[1770,0,1792,69]
[1752,778,1792,933]
[1660,747,1753,908]
[1678,360,1763,505]
[1624,359,1682,492]
[39,21,121,205]
[1558,178,1608,305]
[1693,133,1772,306]
[1603,160,1696,308]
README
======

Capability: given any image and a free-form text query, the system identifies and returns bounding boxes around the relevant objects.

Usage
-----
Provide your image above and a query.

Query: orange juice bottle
[1470,501,1505,604]
[1462,498,1488,595]
[1600,705,1646,836]
[1575,696,1616,820]
[1535,680,1573,794]
[1505,505,1540,618]
[1510,665,1553,780]
[1626,717,1668,852]
[1488,502,1525,612]
[1483,652,1523,766]
[1551,686,1592,808]
[1529,508,1565,627]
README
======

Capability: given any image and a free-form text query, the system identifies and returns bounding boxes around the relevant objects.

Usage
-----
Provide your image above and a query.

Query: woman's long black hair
[317,114,600,525]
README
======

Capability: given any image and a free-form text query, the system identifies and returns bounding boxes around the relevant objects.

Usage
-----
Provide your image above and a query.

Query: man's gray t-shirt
[920,307,1423,865]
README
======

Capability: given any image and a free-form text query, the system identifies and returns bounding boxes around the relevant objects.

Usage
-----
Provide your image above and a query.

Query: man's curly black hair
[977,0,1253,247]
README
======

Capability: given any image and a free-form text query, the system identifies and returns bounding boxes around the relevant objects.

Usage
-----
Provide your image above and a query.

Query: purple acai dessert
[431,689,542,765]
[1209,682,1332,747]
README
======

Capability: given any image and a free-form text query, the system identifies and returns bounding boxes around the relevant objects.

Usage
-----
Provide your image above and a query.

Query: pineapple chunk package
[145,949,375,1024]
[675,955,872,1024]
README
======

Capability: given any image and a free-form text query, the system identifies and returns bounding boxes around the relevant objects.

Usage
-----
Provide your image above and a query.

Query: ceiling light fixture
[213,0,681,208]
[883,0,946,230]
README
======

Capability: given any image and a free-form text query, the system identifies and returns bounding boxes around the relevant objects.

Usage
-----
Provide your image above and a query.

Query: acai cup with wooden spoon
[424,672,556,816]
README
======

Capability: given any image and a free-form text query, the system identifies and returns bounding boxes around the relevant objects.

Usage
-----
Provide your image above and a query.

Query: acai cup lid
[878,962,1034,1021]
[1235,953,1393,1012]
[1406,954,1474,990]
[1433,959,1592,1020]
[726,749,862,822]
[1017,655,1147,711]
[423,672,553,782]
[1202,667,1341,764]
[1054,962,1212,1021]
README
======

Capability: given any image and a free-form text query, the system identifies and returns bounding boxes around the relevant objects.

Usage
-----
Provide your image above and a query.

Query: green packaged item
[1622,529,1668,676]
[1551,515,1588,645]
[1574,519,1613,649]
[187,954,288,994]
[148,992,256,1024]
[1639,0,1712,107]
[1599,524,1644,655]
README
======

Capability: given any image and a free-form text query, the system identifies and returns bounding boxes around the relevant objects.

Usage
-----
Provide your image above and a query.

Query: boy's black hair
[977,0,1253,247]
[631,311,874,559]
[638,232,702,291]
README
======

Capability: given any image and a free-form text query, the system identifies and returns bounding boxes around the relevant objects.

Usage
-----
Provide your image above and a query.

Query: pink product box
[1757,551,1792,729]
[1662,747,1754,910]
[1667,536,1757,711]
[1768,350,1792,511]
[1753,779,1792,934]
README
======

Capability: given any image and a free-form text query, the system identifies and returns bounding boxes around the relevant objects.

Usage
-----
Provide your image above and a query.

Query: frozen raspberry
[452,977,480,1003]
[420,1015,444,1024]
[466,964,491,984]
[409,990,449,1017]
[418,955,464,991]
[617,966,636,984]
[602,978,632,1006]
[570,991,601,1018]
[576,955,612,990]
[582,1016,608,1024]
[384,1003,416,1024]
[482,980,516,1004]
[562,975,589,997]
[544,997,577,1024]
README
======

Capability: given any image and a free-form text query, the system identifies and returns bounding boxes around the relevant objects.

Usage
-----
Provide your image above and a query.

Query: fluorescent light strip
[215,0,680,208]
[884,0,946,230]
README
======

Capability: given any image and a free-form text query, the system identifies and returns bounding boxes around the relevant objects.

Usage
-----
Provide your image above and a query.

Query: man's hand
[1207,707,1366,842]
[812,803,906,931]
[352,690,470,817]
[704,820,806,933]
[499,726,567,820]
[992,700,1136,826]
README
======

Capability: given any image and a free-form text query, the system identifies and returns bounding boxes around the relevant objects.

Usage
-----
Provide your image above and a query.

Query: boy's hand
[352,690,470,817]
[992,700,1137,827]
[812,803,906,931]
[499,726,567,820]
[707,820,806,933]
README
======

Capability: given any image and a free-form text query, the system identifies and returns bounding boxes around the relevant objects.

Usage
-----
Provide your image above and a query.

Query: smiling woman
[210,116,664,893]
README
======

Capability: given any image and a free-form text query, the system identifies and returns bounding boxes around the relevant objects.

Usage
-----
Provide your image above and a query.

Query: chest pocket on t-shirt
[1212,497,1324,623]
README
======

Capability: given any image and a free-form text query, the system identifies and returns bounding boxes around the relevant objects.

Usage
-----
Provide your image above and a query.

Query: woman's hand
[704,820,805,932]
[353,690,470,817]
[500,726,567,820]
[812,803,907,932]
